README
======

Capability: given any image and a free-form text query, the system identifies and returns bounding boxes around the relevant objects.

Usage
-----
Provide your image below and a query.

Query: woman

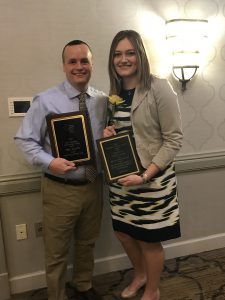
[104,30,183,300]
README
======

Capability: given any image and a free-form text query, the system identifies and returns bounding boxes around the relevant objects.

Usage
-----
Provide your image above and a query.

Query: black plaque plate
[46,111,94,165]
[97,132,142,183]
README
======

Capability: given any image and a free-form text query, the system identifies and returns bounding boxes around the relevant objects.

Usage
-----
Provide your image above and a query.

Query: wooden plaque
[97,132,142,183]
[46,111,94,165]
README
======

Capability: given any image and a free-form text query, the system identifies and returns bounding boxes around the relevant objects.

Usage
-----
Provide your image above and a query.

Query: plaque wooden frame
[97,131,142,183]
[46,111,94,165]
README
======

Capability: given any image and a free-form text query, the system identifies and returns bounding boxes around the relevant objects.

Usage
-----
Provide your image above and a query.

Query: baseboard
[0,273,10,300]
[9,270,47,295]
[94,232,225,274]
[9,232,225,295]
[163,233,225,259]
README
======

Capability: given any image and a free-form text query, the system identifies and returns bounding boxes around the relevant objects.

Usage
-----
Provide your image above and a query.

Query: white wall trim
[0,172,41,196]
[9,232,225,294]
[0,272,10,300]
[0,151,225,196]
[175,150,225,173]
[163,233,225,259]
[9,270,46,295]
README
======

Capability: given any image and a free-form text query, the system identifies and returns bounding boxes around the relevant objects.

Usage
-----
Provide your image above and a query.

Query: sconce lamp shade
[173,66,199,91]
[166,19,208,91]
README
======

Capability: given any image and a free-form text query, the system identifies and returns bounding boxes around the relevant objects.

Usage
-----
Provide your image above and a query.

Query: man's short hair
[62,40,92,62]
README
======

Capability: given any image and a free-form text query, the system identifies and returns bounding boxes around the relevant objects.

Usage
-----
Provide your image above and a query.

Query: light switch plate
[16,224,27,240]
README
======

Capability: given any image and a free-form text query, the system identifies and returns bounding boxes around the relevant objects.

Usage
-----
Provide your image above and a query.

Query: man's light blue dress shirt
[15,80,108,180]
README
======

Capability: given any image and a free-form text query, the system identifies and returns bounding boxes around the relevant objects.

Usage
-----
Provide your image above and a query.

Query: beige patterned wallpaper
[0,0,225,177]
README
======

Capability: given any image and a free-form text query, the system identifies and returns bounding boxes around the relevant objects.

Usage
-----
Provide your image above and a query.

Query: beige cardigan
[131,76,183,170]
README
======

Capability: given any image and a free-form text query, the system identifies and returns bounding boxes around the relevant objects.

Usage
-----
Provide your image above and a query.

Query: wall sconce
[166,19,208,91]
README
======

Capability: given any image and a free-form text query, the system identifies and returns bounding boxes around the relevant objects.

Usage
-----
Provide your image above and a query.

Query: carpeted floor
[10,247,225,300]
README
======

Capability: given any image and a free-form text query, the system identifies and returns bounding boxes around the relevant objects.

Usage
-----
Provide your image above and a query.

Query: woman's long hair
[108,30,152,95]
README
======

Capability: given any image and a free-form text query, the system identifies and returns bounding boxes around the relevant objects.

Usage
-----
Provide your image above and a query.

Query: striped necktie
[78,93,97,183]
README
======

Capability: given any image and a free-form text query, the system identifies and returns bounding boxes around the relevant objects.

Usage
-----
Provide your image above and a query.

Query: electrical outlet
[16,224,27,240]
[34,222,43,237]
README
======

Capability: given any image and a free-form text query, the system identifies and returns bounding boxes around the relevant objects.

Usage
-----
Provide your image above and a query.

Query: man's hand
[48,158,76,175]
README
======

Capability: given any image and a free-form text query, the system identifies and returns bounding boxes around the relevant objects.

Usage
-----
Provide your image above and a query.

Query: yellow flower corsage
[107,95,124,126]
[109,95,124,105]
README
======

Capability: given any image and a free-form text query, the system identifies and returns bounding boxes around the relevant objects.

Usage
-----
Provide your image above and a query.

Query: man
[15,40,108,300]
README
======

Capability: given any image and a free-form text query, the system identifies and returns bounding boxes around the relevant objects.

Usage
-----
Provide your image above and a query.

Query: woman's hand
[118,174,143,186]
[103,125,116,137]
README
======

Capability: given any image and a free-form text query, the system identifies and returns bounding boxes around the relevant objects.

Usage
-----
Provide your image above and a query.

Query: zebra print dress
[109,88,181,243]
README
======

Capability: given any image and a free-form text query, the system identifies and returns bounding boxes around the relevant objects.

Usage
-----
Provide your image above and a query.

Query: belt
[44,173,89,186]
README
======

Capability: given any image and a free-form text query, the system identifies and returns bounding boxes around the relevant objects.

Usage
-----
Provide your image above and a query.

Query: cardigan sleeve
[151,78,183,169]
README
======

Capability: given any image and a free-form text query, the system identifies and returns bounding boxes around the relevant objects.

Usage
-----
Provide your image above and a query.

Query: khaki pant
[41,176,103,300]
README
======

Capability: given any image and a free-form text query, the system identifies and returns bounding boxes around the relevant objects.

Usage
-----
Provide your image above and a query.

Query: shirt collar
[63,80,93,99]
